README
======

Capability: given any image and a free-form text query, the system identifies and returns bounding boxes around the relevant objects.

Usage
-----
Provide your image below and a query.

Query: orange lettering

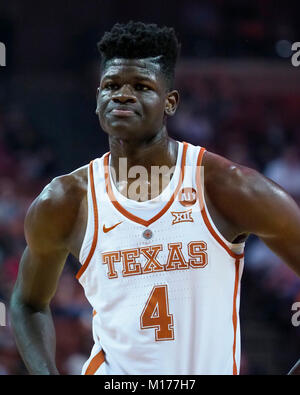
[188,241,208,268]
[140,245,164,274]
[121,248,142,277]
[166,242,189,270]
[102,251,120,279]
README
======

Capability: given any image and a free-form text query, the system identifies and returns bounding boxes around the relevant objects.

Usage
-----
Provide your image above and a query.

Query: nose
[112,85,137,104]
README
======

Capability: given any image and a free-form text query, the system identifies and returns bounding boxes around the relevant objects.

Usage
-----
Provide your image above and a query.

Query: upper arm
[14,175,83,310]
[237,170,300,276]
[213,158,300,276]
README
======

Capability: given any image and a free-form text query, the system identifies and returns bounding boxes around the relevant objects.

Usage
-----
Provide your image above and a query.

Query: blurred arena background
[0,0,300,374]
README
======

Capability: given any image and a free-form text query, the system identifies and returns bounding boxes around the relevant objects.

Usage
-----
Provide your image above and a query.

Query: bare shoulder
[202,149,293,200]
[202,150,266,195]
[37,164,89,209]
[25,165,89,253]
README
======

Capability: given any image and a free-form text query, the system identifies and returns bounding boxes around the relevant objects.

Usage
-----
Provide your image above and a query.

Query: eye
[135,84,150,91]
[104,82,119,90]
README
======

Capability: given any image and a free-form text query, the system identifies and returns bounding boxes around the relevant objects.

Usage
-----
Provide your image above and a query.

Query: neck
[109,126,178,172]
[108,127,179,200]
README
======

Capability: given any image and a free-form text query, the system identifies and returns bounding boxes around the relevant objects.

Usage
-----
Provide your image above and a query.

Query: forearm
[10,291,59,375]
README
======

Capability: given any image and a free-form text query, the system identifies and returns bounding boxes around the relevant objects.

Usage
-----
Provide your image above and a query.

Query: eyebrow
[101,74,156,84]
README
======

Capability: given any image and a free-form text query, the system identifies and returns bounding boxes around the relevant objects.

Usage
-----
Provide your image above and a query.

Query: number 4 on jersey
[140,285,175,341]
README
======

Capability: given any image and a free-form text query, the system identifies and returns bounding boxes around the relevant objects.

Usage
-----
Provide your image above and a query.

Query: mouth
[110,108,136,117]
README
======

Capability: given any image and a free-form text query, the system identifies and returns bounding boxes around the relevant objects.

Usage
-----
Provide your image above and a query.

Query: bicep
[241,175,300,276]
[14,181,73,309]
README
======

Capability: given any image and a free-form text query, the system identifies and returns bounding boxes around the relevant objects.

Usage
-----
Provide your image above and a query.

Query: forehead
[101,57,163,81]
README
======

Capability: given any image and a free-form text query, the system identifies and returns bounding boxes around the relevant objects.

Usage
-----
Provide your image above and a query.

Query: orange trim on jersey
[104,142,188,227]
[195,148,244,260]
[76,160,99,280]
[84,349,105,375]
[232,258,240,375]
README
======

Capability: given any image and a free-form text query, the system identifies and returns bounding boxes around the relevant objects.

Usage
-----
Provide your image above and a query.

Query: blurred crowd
[0,0,300,376]
[177,0,299,59]
[1,0,300,76]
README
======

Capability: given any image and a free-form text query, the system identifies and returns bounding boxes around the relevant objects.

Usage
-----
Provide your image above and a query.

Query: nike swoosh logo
[103,221,123,233]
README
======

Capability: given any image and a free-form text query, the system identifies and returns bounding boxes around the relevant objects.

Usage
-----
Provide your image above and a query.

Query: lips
[108,105,140,118]
[111,108,135,117]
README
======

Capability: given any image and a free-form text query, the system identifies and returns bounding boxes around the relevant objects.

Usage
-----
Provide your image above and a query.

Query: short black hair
[97,21,181,89]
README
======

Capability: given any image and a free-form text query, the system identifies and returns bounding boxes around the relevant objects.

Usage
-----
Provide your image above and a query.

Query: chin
[105,124,141,140]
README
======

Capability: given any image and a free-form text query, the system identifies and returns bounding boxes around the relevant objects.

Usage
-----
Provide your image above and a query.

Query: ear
[95,87,100,114]
[164,90,179,116]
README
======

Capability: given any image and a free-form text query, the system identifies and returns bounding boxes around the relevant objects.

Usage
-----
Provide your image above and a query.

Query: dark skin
[10,57,300,375]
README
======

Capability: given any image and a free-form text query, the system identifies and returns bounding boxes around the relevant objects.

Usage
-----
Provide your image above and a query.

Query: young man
[10,21,300,375]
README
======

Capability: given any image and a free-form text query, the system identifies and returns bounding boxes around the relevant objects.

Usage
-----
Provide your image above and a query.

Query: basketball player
[10,22,300,375]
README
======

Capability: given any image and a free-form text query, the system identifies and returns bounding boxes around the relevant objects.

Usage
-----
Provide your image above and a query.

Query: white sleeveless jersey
[76,141,245,375]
